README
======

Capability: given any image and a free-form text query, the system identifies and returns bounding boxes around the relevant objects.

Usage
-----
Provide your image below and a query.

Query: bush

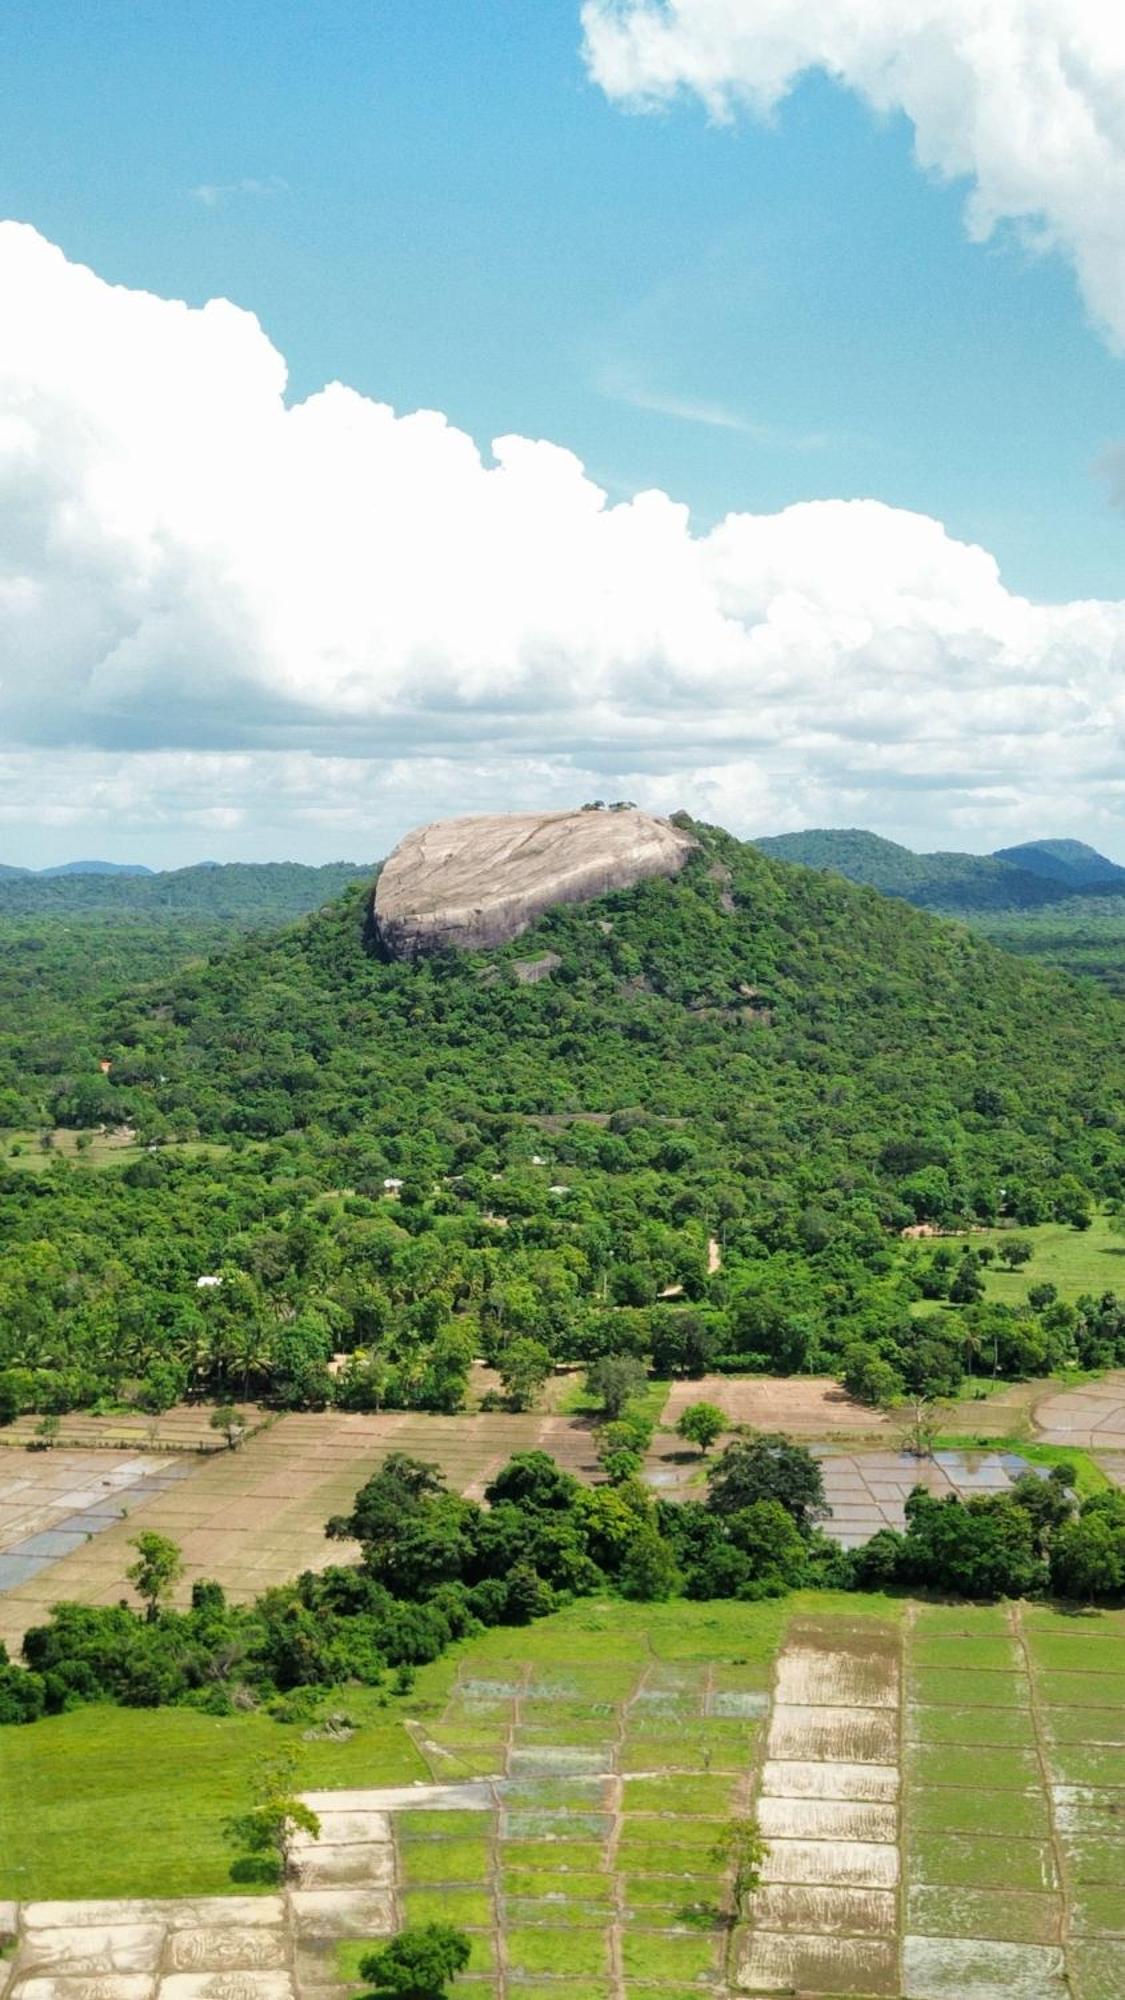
[840,1343,902,1407]
[359,1924,471,1999]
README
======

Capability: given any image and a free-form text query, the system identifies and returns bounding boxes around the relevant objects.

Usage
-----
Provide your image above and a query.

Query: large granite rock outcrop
[372,808,696,959]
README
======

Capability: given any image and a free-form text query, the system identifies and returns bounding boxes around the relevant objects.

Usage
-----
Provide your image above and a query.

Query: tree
[328,1453,448,1566]
[486,1450,579,1513]
[1053,1177,1093,1230]
[359,1923,471,1999]
[498,1337,551,1412]
[899,1397,941,1460]
[840,1342,902,1408]
[707,1435,826,1531]
[126,1531,184,1622]
[949,1256,985,1305]
[210,1403,246,1449]
[600,1447,643,1483]
[711,1815,768,1923]
[1051,1512,1125,1599]
[596,1413,653,1469]
[1050,1490,1125,1600]
[619,1524,681,1600]
[649,1308,717,1378]
[900,1489,1047,1599]
[676,1402,725,1455]
[223,1753,321,1883]
[997,1236,1034,1270]
[586,1354,647,1420]
[728,1498,811,1590]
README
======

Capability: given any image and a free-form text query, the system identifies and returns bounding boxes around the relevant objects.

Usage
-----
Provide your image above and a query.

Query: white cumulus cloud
[1,220,1124,862]
[581,0,1125,349]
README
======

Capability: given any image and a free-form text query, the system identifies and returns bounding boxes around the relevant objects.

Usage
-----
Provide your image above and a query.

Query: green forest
[755,826,1125,991]
[1,820,1123,1422]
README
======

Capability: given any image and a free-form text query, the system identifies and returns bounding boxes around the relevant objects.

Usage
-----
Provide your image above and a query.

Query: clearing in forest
[657,1375,889,1444]
[927,1213,1125,1306]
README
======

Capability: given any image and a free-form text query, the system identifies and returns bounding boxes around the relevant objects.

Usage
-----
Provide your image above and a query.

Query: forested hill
[993,839,1125,890]
[11,819,1125,1194]
[0,859,370,920]
[2,818,1123,1413]
[753,829,1125,995]
[0,862,378,1095]
[753,827,1125,912]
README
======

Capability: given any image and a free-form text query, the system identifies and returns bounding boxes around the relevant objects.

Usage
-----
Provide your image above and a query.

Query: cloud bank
[582,0,1125,350]
[1,220,1124,861]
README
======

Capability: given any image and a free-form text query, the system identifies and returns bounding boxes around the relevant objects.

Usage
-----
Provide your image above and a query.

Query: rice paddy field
[0,1409,600,1657]
[4,1592,1124,1998]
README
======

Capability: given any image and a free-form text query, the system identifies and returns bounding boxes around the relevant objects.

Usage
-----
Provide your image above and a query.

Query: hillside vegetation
[993,837,1125,888]
[0,862,375,1123]
[753,827,1051,909]
[756,827,1125,993]
[1,820,1122,1419]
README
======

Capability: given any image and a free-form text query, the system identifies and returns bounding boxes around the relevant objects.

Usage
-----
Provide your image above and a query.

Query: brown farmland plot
[0,1407,598,1653]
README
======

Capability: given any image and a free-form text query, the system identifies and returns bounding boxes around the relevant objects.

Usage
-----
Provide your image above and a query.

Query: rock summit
[372,807,696,959]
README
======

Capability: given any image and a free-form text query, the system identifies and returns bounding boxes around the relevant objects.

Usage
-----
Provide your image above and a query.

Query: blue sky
[1,0,1124,865]
[3,0,1120,601]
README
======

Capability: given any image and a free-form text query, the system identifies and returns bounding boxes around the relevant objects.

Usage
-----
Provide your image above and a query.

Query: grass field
[927,1211,1125,1305]
[0,1126,232,1173]
[0,1684,429,1899]
[7,1588,1124,1997]
[0,1593,865,1905]
[905,1599,1125,2000]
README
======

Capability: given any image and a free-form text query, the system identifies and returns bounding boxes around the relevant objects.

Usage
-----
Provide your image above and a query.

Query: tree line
[4,1433,1123,1726]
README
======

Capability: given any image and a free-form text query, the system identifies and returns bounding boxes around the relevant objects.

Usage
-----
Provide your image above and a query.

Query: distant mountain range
[0,859,154,877]
[0,859,372,922]
[752,830,1125,912]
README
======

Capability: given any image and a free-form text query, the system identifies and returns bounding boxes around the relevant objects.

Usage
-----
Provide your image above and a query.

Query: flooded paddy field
[4,1593,1124,1996]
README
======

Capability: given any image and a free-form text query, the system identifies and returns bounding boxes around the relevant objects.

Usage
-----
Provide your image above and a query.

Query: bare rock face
[372,808,697,959]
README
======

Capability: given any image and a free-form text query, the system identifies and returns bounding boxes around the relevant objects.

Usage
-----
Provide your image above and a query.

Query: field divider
[896,1603,912,2000]
[606,1662,651,2000]
[1010,1602,1071,1965]
[493,1663,532,2000]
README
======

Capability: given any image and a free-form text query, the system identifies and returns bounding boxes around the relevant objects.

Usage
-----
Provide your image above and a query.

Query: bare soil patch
[760,1757,899,1802]
[757,1797,897,1842]
[0,1408,599,1653]
[660,1374,889,1439]
[750,1882,897,1936]
[746,1615,902,1992]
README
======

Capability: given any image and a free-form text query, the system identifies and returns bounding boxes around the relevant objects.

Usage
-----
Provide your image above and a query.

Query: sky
[1,0,1124,866]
